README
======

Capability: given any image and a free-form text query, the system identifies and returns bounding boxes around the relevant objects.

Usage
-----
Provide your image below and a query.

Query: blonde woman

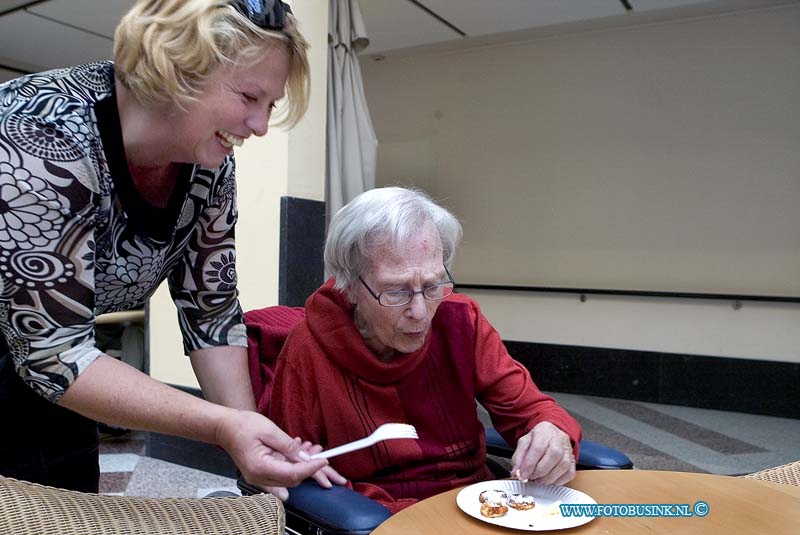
[0,0,336,497]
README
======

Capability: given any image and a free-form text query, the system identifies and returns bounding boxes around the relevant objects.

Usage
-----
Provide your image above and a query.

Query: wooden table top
[372,470,800,534]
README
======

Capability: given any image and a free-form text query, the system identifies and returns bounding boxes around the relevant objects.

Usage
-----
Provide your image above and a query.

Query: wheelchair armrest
[576,439,633,470]
[238,478,391,535]
[286,480,392,535]
[484,428,633,470]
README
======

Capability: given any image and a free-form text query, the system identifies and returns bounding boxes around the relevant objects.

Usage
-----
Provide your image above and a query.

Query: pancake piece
[508,493,536,511]
[480,500,509,518]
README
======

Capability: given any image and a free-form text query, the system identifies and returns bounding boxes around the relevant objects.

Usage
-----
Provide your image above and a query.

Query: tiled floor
[554,393,800,475]
[98,430,238,497]
[100,393,800,497]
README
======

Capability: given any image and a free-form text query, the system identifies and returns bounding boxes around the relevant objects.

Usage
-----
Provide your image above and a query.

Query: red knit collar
[305,278,431,384]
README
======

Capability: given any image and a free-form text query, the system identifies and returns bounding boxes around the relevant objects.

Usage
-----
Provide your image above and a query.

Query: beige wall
[148,1,329,387]
[471,290,800,363]
[361,6,800,363]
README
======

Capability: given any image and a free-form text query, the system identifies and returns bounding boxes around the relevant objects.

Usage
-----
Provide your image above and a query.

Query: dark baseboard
[506,341,800,419]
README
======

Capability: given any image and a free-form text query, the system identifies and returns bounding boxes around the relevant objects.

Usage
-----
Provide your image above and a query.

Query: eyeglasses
[359,266,456,307]
[230,0,293,31]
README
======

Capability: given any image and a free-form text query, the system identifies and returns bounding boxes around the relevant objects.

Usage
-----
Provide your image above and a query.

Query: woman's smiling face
[170,46,290,168]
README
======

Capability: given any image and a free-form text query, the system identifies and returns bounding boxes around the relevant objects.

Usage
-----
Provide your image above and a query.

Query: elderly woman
[269,187,582,513]
[0,0,328,495]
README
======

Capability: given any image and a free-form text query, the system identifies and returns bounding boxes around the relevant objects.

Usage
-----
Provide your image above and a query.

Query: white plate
[455,480,596,531]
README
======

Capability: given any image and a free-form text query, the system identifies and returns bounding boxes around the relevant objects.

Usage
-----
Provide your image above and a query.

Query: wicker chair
[0,475,284,535]
[742,460,800,487]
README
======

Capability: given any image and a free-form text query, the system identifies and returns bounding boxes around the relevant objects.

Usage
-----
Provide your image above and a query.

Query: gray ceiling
[1,0,797,82]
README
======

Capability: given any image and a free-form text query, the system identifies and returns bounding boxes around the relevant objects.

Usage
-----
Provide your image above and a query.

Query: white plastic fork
[311,423,419,460]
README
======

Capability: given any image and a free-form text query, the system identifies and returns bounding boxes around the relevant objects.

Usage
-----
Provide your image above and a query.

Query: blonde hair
[114,0,310,126]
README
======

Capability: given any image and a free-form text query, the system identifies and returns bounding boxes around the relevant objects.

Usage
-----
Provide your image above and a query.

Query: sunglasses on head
[230,0,293,30]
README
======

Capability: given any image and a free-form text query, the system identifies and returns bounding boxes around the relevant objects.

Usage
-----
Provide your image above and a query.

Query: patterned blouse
[0,62,247,402]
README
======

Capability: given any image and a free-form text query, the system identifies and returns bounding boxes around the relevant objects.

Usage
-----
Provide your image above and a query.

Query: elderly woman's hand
[295,438,348,489]
[510,421,576,486]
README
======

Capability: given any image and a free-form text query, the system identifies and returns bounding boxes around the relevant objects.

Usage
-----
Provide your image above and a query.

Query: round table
[371,470,800,534]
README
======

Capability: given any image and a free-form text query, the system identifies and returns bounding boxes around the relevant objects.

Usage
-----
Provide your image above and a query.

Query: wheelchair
[242,305,632,535]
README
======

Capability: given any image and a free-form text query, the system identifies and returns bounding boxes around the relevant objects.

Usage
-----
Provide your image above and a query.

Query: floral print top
[0,62,247,402]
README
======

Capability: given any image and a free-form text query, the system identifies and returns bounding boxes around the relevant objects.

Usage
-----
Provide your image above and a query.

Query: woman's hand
[510,421,576,486]
[295,438,348,489]
[215,409,329,500]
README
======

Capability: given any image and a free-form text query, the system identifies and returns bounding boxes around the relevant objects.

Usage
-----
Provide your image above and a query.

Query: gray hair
[325,187,462,292]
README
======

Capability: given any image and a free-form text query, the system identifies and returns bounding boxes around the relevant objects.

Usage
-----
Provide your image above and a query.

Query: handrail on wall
[456,283,800,306]
[95,309,146,325]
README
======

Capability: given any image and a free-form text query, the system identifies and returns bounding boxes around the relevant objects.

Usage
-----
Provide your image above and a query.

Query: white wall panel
[28,0,133,39]
[358,0,461,55]
[361,6,800,362]
[0,11,112,71]
[0,67,23,83]
[424,0,624,36]
[0,0,33,14]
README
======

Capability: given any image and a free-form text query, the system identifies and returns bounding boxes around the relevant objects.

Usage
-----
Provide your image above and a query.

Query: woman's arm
[190,345,256,411]
[59,354,327,498]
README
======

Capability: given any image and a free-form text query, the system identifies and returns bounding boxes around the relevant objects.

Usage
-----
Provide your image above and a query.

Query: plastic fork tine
[311,423,419,460]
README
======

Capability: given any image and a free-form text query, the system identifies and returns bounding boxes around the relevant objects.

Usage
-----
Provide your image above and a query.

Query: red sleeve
[463,296,582,454]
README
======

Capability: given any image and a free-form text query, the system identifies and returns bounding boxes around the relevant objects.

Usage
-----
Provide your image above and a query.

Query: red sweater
[269,279,581,513]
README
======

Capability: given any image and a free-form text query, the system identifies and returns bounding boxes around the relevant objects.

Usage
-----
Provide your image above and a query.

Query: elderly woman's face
[354,222,448,358]
[170,46,290,168]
